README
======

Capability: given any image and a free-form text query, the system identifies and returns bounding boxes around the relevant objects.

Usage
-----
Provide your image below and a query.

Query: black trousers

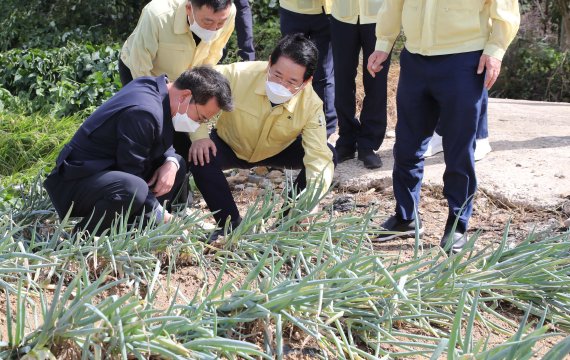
[235,0,255,61]
[118,58,133,86]
[393,49,484,233]
[175,130,336,226]
[279,7,337,137]
[45,163,187,235]
[330,17,391,153]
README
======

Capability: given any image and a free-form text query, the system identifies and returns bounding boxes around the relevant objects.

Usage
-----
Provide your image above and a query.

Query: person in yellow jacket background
[368,0,520,252]
[278,0,338,138]
[331,0,390,169]
[176,34,336,241]
[119,0,236,85]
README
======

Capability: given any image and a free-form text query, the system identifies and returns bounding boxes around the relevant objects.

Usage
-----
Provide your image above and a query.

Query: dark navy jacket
[45,75,181,218]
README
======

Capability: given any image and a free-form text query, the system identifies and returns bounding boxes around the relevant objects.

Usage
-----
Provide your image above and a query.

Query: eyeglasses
[190,100,221,124]
[267,69,303,92]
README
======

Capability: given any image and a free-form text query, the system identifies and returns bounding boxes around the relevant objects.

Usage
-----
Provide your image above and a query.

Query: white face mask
[172,98,201,133]
[265,81,294,104]
[188,7,219,43]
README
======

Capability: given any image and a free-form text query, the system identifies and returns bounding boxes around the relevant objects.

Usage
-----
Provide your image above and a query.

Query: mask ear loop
[189,3,197,26]
[185,96,192,116]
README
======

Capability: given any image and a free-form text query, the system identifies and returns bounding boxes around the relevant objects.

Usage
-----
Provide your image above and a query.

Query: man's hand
[163,211,173,223]
[189,138,217,166]
[367,51,390,77]
[477,54,502,90]
[147,161,178,197]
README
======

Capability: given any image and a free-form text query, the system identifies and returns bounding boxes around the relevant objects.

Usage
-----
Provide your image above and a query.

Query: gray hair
[174,66,233,112]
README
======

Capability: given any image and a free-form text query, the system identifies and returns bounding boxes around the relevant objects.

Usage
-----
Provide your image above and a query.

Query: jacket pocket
[434,0,483,46]
[155,42,192,77]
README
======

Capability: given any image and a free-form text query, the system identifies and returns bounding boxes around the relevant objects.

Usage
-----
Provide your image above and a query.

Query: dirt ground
[328,59,570,247]
[2,65,569,359]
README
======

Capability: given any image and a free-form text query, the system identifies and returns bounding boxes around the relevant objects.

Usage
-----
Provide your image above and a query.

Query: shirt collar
[174,2,189,35]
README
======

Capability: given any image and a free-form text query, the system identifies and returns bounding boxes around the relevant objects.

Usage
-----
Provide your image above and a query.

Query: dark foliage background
[0,0,568,117]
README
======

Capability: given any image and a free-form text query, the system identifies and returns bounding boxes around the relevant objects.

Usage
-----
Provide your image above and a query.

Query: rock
[227,175,248,186]
[244,187,263,197]
[254,166,269,176]
[270,177,283,184]
[261,179,273,189]
[234,184,245,191]
[237,169,250,177]
[248,174,265,184]
[266,170,283,181]
[333,195,355,212]
[564,218,570,229]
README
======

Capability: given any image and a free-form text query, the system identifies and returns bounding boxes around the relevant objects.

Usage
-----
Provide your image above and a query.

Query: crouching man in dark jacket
[44,67,233,235]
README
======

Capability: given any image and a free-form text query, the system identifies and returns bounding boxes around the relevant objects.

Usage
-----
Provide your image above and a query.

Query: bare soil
[2,61,569,360]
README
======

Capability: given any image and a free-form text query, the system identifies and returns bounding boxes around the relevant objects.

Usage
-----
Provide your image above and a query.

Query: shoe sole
[373,227,425,242]
[363,163,382,169]
[337,155,355,163]
[358,157,382,169]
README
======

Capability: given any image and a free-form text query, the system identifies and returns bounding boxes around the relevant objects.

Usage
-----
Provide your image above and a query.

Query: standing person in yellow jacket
[331,0,390,169]
[368,0,520,252]
[177,34,336,240]
[119,0,236,85]
[278,0,338,138]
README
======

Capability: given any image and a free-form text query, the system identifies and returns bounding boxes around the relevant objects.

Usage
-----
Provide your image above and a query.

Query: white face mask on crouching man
[265,81,295,104]
[188,5,220,42]
[172,97,201,133]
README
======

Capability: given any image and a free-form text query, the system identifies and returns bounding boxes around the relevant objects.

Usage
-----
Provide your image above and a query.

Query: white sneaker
[423,133,443,158]
[474,138,492,161]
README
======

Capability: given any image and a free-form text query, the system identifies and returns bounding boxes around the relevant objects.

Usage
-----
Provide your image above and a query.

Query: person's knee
[188,150,220,176]
[110,176,149,213]
[393,141,422,166]
[176,160,187,183]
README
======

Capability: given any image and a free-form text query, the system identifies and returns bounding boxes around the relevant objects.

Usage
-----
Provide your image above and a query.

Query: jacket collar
[159,75,174,145]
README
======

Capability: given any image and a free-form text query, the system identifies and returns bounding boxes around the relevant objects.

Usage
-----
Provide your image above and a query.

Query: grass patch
[0,111,82,188]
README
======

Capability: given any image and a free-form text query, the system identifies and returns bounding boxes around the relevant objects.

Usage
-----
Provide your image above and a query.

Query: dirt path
[333,98,570,209]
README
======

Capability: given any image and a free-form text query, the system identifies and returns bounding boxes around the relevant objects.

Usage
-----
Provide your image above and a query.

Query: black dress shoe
[358,152,383,169]
[335,145,356,163]
[375,214,424,242]
[440,231,468,254]
[206,217,242,244]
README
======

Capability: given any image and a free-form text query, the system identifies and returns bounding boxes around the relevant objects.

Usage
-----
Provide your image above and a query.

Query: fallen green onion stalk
[0,178,568,359]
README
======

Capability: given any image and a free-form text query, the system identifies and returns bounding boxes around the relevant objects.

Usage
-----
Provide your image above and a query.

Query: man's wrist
[165,156,180,170]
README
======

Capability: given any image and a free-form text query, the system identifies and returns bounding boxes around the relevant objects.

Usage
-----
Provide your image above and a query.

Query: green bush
[220,0,281,64]
[493,39,570,102]
[0,0,145,50]
[0,43,122,116]
[252,18,282,61]
[251,0,279,24]
[0,0,279,52]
